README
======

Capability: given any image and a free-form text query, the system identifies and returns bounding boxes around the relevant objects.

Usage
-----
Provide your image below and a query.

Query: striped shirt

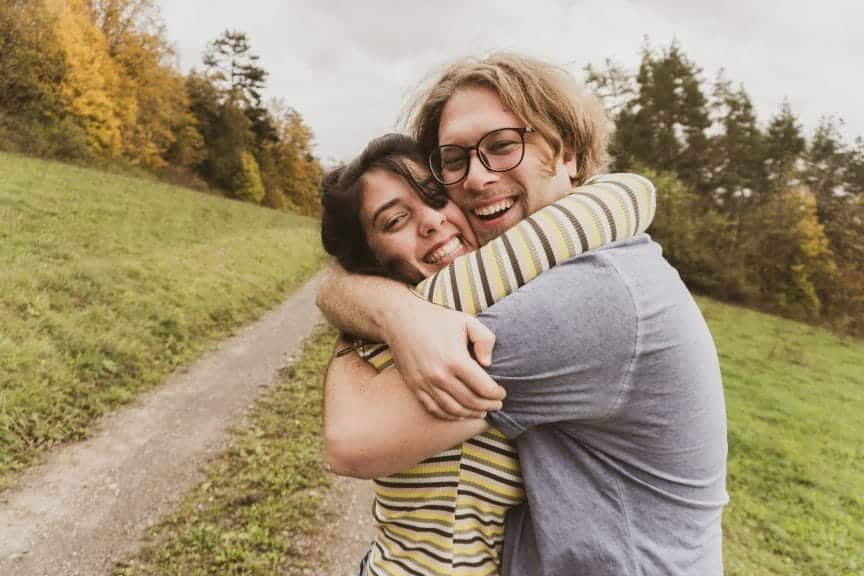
[358,173,657,575]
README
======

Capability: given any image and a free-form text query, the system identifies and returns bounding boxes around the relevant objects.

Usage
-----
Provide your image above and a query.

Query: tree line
[587,42,863,335]
[0,0,322,214]
[2,4,860,335]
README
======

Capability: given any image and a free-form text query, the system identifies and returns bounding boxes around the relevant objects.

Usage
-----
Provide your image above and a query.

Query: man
[319,53,727,575]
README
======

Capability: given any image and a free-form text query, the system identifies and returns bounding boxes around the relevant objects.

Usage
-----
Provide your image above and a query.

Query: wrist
[380,288,427,344]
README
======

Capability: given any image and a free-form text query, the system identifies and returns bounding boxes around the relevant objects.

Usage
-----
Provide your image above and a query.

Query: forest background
[2,0,862,335]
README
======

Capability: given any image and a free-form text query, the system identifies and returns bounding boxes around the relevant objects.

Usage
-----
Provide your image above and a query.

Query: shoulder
[477,239,640,361]
[479,235,657,318]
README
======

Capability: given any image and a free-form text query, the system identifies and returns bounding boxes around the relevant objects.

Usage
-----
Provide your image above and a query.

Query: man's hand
[385,298,506,420]
[316,263,505,419]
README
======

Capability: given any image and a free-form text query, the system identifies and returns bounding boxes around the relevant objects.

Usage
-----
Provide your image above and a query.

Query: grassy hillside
[114,297,863,575]
[697,298,863,575]
[0,153,327,485]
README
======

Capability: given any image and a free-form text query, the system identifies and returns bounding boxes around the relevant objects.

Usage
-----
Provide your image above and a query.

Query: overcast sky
[157,0,863,164]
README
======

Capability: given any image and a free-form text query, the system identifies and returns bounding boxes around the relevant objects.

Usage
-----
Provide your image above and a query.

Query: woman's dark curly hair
[320,133,448,277]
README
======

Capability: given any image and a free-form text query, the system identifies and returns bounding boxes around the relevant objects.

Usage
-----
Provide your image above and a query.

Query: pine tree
[611,42,711,191]
[764,101,806,191]
[202,30,267,107]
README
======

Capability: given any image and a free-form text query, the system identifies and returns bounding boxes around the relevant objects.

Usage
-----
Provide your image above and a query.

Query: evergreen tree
[710,76,766,204]
[202,30,267,107]
[611,42,711,192]
[764,100,806,190]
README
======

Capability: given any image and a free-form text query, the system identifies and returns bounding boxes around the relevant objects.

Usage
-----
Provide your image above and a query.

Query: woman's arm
[323,338,490,479]
[316,264,504,418]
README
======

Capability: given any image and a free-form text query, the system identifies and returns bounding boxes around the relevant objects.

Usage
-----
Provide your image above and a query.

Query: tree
[232,150,265,203]
[53,0,136,156]
[0,0,67,119]
[90,0,188,168]
[583,59,636,119]
[764,101,806,189]
[611,42,711,192]
[753,185,836,319]
[265,103,322,215]
[202,30,267,107]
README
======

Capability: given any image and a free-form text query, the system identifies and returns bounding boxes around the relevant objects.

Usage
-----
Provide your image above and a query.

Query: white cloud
[156,0,864,162]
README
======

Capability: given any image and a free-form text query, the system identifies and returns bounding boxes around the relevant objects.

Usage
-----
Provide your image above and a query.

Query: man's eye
[486,140,519,154]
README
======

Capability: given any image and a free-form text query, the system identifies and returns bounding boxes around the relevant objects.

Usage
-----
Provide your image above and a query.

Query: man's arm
[479,251,638,438]
[323,338,490,479]
[316,263,505,419]
[315,263,415,342]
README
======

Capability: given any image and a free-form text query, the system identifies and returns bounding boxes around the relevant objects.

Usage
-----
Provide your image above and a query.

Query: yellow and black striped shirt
[359,173,656,575]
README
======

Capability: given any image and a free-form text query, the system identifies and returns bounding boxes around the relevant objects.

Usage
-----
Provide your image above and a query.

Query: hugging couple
[316,53,728,576]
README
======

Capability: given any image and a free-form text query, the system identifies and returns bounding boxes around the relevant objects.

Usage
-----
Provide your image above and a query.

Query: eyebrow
[371,198,401,228]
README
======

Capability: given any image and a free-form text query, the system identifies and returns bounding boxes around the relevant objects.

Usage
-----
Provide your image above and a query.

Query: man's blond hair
[409,53,609,185]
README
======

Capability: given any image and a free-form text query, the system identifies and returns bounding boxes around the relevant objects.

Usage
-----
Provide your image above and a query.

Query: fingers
[430,387,483,419]
[466,319,496,366]
[431,372,504,414]
[456,358,506,402]
[417,390,457,421]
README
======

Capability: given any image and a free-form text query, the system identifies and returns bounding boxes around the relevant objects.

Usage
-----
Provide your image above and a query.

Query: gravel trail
[0,273,378,576]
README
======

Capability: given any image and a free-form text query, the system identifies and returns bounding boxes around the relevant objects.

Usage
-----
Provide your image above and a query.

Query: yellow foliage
[760,185,838,318]
[91,0,189,168]
[114,40,188,168]
[49,0,136,155]
[233,151,265,204]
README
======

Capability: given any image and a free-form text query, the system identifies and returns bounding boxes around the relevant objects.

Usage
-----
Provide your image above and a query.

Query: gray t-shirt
[479,234,728,576]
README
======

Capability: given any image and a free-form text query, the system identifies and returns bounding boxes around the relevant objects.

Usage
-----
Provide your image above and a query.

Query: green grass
[0,152,327,485]
[698,298,864,575]
[3,155,859,574]
[114,298,863,576]
[113,326,337,576]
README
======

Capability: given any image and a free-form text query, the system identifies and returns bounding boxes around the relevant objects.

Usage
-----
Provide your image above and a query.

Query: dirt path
[0,272,374,576]
[315,476,377,575]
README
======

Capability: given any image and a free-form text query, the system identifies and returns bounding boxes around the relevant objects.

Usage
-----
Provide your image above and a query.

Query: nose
[461,150,498,194]
[418,206,446,238]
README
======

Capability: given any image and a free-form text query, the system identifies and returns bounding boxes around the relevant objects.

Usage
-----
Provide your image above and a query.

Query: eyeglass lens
[430,128,526,185]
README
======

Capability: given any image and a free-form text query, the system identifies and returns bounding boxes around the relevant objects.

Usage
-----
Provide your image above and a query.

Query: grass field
[114,298,863,575]
[0,152,327,485]
[113,326,338,576]
[698,297,863,576]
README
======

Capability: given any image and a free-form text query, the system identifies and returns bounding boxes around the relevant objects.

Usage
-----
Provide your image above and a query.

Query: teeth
[426,237,463,264]
[474,198,515,217]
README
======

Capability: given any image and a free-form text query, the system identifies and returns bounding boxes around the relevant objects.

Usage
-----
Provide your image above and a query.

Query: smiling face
[360,165,477,283]
[437,86,579,245]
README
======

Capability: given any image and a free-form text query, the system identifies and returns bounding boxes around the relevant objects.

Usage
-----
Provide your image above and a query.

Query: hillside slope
[0,153,326,483]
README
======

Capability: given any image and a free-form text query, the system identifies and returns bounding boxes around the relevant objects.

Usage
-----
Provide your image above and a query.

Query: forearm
[323,343,488,479]
[315,262,423,342]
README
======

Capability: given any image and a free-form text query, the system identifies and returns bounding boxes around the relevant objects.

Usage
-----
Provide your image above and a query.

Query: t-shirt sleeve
[478,252,638,439]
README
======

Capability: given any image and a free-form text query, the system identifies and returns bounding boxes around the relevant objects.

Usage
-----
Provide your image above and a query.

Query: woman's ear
[562,146,579,181]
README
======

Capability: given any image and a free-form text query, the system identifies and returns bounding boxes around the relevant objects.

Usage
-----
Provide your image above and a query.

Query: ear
[562,146,579,180]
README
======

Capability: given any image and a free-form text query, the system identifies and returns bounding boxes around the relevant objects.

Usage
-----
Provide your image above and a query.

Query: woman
[321,134,522,576]
[320,133,656,575]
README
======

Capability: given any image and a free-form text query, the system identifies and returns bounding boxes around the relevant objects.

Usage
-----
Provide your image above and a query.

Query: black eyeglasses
[428,127,535,185]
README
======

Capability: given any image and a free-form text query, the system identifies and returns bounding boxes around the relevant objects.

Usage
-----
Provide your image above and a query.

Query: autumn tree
[259,103,322,215]
[0,0,66,119]
[49,0,137,156]
[88,0,191,168]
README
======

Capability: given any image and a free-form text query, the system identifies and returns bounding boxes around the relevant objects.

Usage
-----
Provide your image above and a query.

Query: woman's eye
[385,213,407,231]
